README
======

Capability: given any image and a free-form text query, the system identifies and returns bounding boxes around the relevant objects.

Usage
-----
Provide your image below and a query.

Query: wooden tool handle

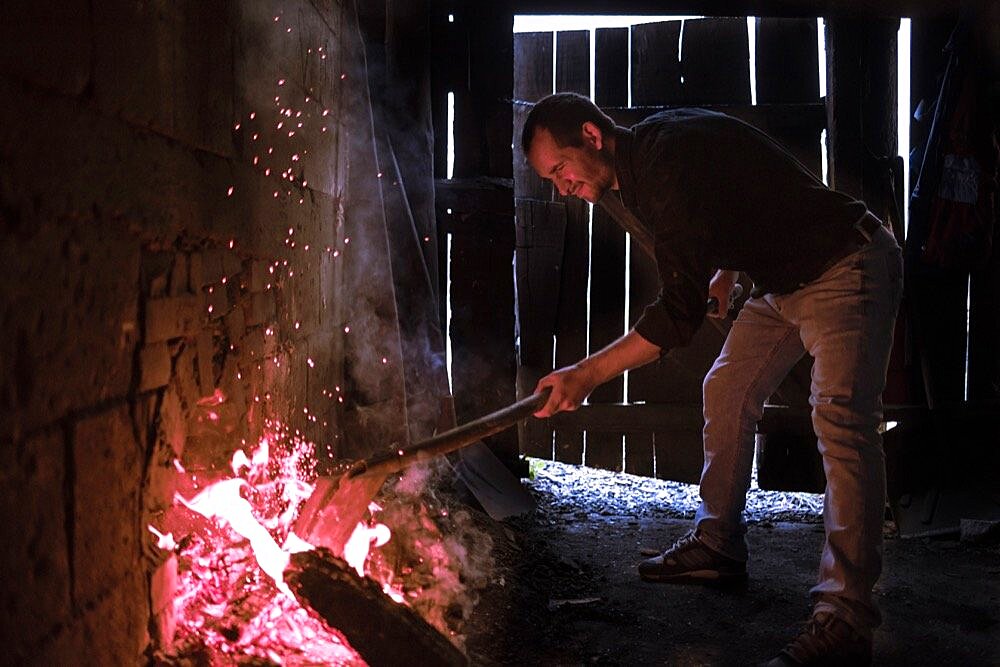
[348,387,552,479]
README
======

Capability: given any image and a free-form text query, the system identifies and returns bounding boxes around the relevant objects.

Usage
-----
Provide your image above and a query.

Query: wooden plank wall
[512,17,832,483]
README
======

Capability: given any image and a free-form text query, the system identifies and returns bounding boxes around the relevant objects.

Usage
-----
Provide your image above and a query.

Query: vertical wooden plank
[552,197,588,464]
[515,199,566,459]
[755,18,819,104]
[755,18,823,176]
[556,30,589,96]
[586,204,626,472]
[453,3,513,180]
[680,17,751,105]
[449,204,519,465]
[624,237,657,477]
[583,27,629,473]
[513,31,553,201]
[514,31,554,103]
[594,27,628,108]
[825,18,898,217]
[550,30,591,465]
[626,20,718,482]
[630,21,682,106]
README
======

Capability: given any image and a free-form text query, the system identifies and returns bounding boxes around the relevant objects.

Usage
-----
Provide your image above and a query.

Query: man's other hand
[708,270,740,318]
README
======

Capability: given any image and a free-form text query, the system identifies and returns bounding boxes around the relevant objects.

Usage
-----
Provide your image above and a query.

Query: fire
[155,424,401,663]
[177,478,293,596]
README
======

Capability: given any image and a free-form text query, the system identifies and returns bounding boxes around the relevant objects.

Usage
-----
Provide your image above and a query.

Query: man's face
[526,123,615,204]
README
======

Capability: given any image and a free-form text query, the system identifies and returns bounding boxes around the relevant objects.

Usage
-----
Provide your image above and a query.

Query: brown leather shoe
[763,612,872,666]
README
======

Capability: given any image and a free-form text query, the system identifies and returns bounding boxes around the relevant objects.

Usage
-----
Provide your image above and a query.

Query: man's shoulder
[633,107,729,130]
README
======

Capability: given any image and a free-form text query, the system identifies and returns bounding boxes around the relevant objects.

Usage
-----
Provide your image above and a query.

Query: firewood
[285,548,467,667]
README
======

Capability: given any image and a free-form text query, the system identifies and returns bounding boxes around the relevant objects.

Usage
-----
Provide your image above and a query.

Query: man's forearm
[577,329,662,386]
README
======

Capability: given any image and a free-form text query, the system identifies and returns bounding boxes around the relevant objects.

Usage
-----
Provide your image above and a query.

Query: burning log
[285,548,468,667]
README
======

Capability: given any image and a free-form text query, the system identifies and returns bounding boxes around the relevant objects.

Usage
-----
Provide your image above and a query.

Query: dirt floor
[462,461,1000,666]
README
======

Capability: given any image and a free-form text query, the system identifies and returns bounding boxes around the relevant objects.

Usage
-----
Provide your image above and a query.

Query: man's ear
[581,121,604,149]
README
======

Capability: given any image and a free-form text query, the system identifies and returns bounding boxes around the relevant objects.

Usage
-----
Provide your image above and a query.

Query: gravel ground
[529,458,825,524]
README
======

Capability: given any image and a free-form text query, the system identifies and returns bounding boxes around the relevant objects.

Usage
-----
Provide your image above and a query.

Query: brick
[243,328,266,360]
[222,250,243,278]
[159,386,186,458]
[189,252,205,291]
[150,555,178,646]
[224,305,246,344]
[206,284,229,319]
[33,566,147,663]
[174,346,201,410]
[144,442,178,512]
[200,248,243,286]
[198,250,225,286]
[196,331,216,398]
[0,429,72,653]
[170,253,189,296]
[91,0,233,156]
[245,290,276,326]
[221,354,246,415]
[0,215,140,440]
[73,406,141,607]
[145,295,201,343]
[139,342,172,392]
[249,259,273,292]
[0,1,91,97]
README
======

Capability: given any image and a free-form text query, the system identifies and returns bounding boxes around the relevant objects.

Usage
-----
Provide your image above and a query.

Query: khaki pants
[695,225,903,637]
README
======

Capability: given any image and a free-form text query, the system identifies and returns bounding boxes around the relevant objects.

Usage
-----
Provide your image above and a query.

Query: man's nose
[553,177,569,196]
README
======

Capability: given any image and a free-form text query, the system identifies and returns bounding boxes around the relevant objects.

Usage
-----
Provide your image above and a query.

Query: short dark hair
[521,92,616,155]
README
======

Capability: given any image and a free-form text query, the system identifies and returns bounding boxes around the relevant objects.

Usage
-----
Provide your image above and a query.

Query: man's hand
[533,364,599,418]
[707,270,740,318]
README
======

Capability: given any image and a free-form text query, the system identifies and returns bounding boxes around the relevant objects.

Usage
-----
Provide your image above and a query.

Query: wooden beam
[508,0,959,19]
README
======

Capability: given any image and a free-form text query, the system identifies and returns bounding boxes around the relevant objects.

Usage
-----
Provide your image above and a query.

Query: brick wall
[0,1,410,661]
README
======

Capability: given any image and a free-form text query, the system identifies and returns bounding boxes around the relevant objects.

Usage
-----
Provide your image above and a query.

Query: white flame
[147,524,176,551]
[342,522,391,577]
[177,479,292,596]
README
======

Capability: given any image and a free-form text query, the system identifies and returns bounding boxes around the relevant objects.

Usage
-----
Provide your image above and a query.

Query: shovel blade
[293,472,388,557]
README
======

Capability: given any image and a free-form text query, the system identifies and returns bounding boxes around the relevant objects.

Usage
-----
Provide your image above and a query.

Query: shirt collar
[612,125,638,210]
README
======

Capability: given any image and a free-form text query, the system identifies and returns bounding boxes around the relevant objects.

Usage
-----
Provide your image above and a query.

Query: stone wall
[0,0,418,661]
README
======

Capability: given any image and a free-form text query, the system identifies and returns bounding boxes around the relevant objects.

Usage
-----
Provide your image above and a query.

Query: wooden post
[825,17,899,220]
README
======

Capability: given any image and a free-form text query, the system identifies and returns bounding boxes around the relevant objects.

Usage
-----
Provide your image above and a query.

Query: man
[522,92,903,666]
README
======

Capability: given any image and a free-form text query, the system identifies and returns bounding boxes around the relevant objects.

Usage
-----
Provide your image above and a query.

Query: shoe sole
[639,569,748,587]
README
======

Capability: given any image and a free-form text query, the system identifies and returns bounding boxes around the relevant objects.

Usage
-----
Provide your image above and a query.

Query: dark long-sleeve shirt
[616,109,871,351]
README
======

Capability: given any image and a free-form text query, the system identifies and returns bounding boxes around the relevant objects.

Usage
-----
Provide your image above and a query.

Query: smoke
[370,459,495,647]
